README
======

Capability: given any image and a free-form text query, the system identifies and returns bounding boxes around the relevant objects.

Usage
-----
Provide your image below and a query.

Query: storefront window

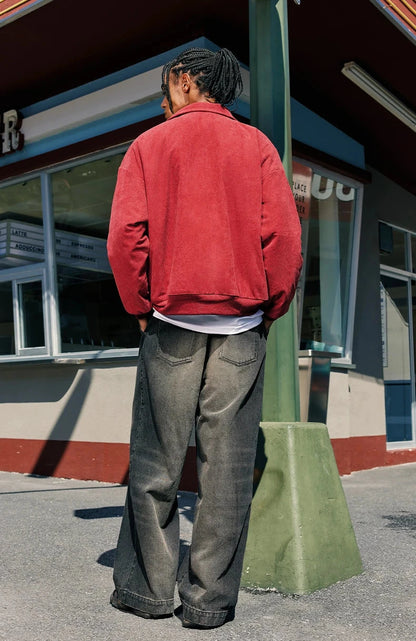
[51,154,139,351]
[57,266,138,350]
[299,168,359,355]
[0,147,143,360]
[0,154,363,361]
[0,178,43,269]
[0,281,14,354]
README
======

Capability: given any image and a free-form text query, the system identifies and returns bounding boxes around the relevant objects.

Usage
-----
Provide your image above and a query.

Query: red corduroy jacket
[107,102,302,321]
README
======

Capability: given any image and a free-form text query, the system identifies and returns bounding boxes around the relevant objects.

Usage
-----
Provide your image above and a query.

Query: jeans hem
[181,599,234,626]
[116,587,174,615]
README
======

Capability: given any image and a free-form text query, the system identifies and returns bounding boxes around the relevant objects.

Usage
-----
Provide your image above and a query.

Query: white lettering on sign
[14,243,44,254]
[0,219,111,272]
[292,162,313,219]
[311,175,355,201]
[1,109,24,155]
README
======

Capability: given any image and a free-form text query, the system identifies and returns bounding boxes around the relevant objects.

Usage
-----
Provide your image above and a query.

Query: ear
[181,72,192,93]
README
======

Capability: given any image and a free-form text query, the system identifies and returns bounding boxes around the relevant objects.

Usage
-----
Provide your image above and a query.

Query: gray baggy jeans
[113,317,267,627]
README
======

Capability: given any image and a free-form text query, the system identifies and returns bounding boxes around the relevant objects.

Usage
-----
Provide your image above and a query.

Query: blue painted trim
[1,94,366,171]
[22,37,218,117]
[0,98,163,168]
[291,98,365,169]
[5,34,364,172]
[0,95,251,169]
[229,98,365,168]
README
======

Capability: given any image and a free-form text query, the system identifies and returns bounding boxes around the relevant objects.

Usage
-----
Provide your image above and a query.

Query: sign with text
[292,161,313,219]
[0,219,111,272]
[1,109,24,156]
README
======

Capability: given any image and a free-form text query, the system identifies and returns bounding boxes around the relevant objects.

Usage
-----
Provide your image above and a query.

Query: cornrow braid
[161,47,243,110]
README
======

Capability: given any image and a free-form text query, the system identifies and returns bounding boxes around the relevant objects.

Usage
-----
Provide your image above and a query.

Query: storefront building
[0,0,415,487]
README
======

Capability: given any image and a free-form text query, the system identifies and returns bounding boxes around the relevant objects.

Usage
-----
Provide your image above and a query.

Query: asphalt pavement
[1,462,416,641]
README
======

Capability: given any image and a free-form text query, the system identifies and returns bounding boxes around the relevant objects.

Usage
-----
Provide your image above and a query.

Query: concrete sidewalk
[1,463,415,641]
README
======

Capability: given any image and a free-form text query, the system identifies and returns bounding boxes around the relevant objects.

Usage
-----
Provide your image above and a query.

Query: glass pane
[52,154,123,238]
[379,226,407,271]
[0,281,15,354]
[58,266,139,350]
[410,235,416,274]
[51,153,138,351]
[381,275,412,442]
[0,178,43,269]
[19,280,45,348]
[300,172,356,355]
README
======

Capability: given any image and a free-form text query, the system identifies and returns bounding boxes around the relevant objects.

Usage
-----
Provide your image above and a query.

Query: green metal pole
[249,0,300,421]
[243,3,363,592]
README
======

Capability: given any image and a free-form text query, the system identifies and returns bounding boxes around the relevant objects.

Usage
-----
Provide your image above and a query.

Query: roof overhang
[0,0,414,194]
[0,0,53,28]
[369,0,416,44]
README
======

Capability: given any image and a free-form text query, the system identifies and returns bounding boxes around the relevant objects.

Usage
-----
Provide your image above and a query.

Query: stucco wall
[0,361,136,444]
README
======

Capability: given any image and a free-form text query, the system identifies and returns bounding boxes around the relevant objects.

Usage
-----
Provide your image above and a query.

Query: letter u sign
[1,109,24,155]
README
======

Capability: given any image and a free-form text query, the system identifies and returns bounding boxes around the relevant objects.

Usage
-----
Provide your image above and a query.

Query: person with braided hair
[107,46,302,629]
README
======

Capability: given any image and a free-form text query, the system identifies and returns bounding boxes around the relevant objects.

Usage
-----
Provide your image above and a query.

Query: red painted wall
[1,436,416,489]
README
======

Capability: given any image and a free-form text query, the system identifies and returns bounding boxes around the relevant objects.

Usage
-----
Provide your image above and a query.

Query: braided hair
[161,47,243,112]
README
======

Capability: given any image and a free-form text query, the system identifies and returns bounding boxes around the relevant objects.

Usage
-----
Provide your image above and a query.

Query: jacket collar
[170,102,236,121]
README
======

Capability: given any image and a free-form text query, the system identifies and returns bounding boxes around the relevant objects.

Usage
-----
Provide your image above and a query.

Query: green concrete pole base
[242,422,363,594]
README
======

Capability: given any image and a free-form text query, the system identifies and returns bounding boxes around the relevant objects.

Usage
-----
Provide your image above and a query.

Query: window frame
[293,157,364,365]
[380,221,416,449]
[14,273,48,356]
[0,145,139,364]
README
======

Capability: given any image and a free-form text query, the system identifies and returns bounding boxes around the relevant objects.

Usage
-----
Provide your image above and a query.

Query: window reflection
[52,155,123,238]
[51,154,140,351]
[379,226,407,271]
[381,276,412,442]
[300,171,356,355]
[58,266,139,350]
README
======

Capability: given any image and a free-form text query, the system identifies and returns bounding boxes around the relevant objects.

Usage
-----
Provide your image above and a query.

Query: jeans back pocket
[156,321,197,366]
[218,330,261,366]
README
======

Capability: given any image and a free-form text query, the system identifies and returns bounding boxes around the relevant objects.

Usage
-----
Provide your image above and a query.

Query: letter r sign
[1,109,24,155]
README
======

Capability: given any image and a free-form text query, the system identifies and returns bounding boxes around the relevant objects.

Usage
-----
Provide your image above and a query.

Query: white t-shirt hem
[153,309,264,335]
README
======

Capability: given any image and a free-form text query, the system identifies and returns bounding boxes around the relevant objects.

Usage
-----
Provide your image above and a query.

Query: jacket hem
[153,294,266,317]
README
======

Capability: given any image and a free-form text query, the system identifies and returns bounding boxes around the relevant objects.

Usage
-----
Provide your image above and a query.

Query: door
[380,274,414,442]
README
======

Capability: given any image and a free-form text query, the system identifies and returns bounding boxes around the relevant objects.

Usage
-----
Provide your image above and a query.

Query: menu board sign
[0,219,111,272]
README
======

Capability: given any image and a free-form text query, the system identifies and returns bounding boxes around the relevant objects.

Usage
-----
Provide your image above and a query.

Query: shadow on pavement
[74,506,124,519]
[382,512,416,537]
